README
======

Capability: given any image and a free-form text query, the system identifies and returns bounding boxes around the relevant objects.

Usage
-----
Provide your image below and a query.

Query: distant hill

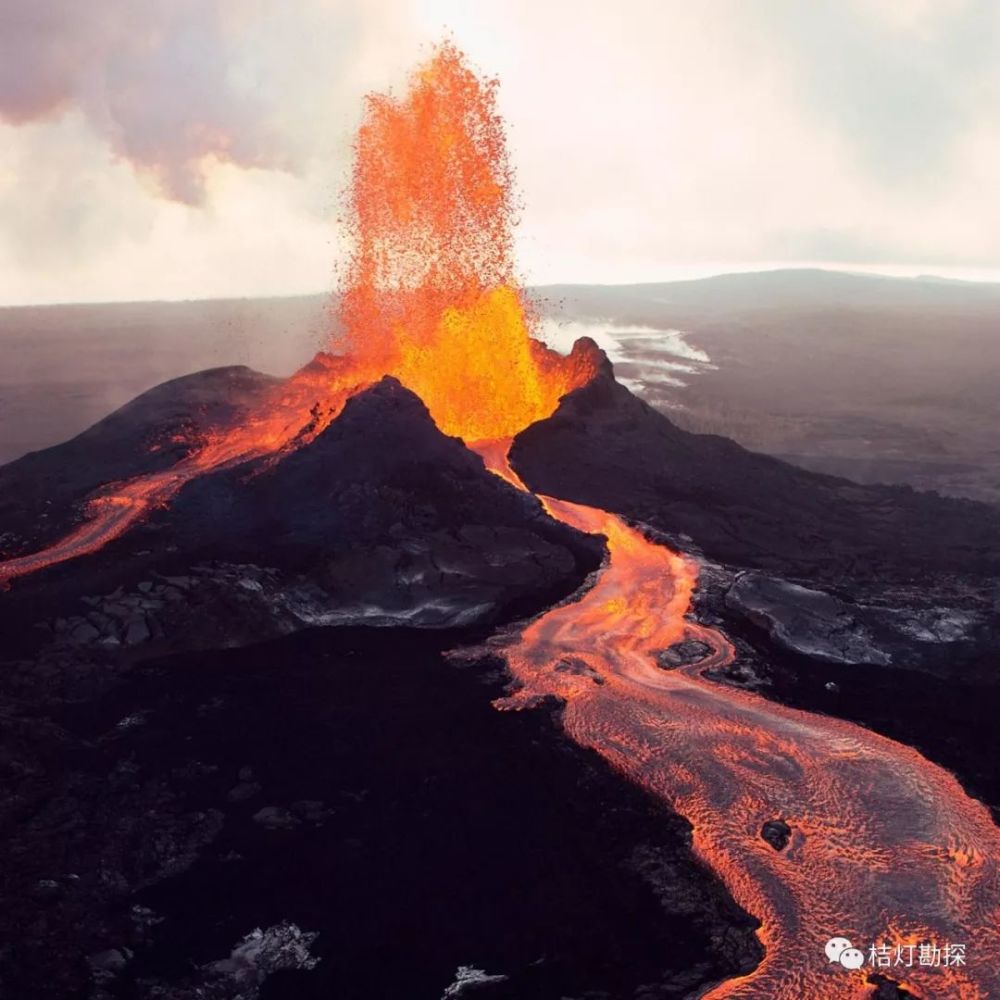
[539,267,1000,312]
[0,295,327,465]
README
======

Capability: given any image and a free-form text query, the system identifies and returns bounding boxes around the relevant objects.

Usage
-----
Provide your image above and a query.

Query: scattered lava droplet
[337,40,597,441]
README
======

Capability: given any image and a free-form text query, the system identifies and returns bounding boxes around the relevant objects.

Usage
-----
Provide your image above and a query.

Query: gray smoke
[0,0,290,203]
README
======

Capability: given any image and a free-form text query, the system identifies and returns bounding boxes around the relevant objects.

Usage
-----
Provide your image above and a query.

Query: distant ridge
[5,267,1000,312]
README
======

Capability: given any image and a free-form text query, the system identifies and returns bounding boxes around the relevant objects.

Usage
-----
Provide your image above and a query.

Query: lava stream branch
[0,356,379,589]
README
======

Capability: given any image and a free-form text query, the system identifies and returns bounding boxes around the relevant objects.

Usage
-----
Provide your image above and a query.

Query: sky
[1,0,999,305]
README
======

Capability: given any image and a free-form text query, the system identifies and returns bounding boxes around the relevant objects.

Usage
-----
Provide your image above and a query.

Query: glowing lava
[339,41,597,441]
[0,353,375,587]
[475,443,1000,1000]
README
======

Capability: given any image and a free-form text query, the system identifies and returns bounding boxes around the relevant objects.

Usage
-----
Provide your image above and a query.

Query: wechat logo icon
[826,937,865,970]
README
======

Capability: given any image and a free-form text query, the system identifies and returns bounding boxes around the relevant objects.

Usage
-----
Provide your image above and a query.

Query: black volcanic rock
[726,572,891,666]
[169,375,539,556]
[509,357,1000,583]
[143,376,602,628]
[0,628,760,1000]
[0,366,277,558]
[760,819,792,852]
[657,639,713,669]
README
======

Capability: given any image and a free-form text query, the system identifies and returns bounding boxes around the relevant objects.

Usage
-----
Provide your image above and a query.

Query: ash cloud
[0,0,289,204]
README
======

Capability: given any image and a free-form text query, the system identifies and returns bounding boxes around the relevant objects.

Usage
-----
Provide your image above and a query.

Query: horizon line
[4,262,1000,310]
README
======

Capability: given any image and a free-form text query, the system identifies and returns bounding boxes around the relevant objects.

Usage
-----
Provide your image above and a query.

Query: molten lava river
[3,41,1000,999]
[475,448,1000,999]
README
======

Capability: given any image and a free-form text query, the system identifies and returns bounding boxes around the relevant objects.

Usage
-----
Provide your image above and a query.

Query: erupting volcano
[3,40,1000,1000]
[0,42,597,590]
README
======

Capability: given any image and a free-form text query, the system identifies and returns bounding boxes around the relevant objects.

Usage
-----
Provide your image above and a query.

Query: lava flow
[4,39,1000,1000]
[0,353,378,587]
[476,444,1000,999]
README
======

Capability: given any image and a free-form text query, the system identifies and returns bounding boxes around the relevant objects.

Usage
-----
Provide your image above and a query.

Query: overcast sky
[1,0,999,304]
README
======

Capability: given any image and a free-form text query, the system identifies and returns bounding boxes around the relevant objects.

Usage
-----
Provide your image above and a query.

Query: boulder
[760,819,792,851]
[252,806,298,831]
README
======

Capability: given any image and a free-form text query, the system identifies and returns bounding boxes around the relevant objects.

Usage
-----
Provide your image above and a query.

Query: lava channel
[475,441,1000,1000]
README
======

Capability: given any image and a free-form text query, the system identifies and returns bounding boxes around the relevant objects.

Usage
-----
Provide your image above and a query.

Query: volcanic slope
[0,366,278,559]
[510,354,1000,584]
[0,371,602,645]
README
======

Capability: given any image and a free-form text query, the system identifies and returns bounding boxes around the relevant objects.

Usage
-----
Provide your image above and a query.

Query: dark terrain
[0,374,602,655]
[2,284,999,998]
[0,627,760,1000]
[542,270,1000,504]
[511,360,1000,584]
[0,366,279,557]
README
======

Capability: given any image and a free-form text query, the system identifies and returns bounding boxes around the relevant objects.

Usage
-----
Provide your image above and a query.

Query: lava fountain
[338,40,598,442]
[2,39,1000,1000]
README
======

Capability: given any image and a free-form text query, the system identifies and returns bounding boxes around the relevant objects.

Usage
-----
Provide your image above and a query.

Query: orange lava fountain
[338,41,597,442]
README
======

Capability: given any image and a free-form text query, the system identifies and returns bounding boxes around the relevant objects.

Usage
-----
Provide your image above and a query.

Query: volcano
[3,41,1000,1000]
[0,368,604,654]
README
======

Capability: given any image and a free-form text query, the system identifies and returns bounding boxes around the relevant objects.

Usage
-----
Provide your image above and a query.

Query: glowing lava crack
[3,41,1000,1000]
